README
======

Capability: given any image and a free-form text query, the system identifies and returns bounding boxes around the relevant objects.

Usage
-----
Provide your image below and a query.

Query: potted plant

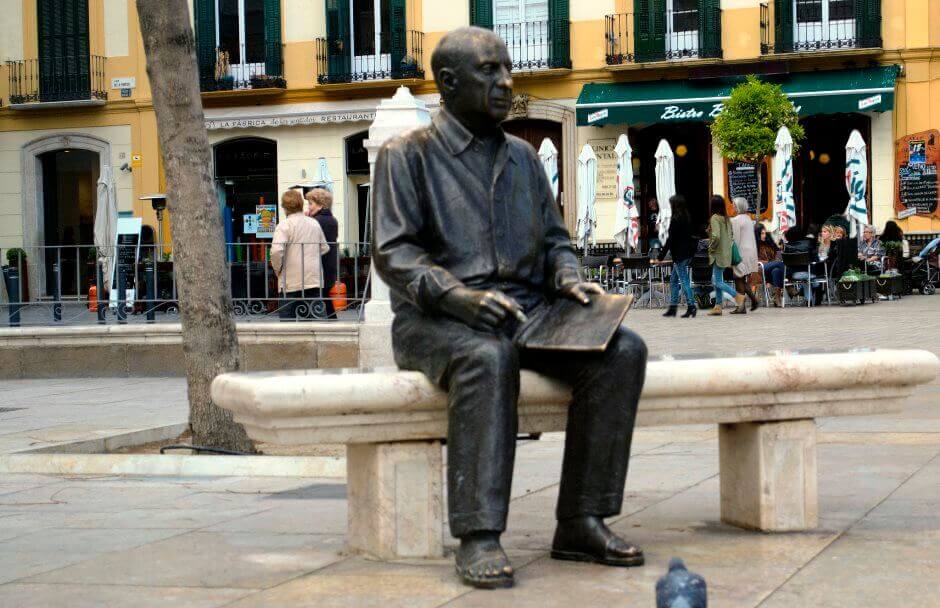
[3,248,29,303]
[836,269,876,305]
[876,270,905,299]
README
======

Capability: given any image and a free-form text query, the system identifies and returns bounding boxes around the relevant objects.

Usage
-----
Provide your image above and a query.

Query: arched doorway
[38,148,100,296]
[504,117,564,211]
[214,137,277,259]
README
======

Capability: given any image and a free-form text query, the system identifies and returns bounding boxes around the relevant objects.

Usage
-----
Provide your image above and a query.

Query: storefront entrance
[214,137,277,259]
[39,148,99,297]
[797,113,870,228]
[635,122,712,235]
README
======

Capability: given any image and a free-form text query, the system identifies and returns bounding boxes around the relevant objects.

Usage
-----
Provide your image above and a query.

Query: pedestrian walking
[730,197,760,314]
[305,187,339,319]
[271,190,329,320]
[658,194,696,318]
[645,198,661,252]
[706,195,739,316]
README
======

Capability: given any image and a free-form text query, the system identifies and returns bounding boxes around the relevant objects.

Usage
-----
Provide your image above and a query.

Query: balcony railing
[6,55,107,105]
[606,9,721,65]
[201,41,286,92]
[316,30,425,85]
[762,0,882,54]
[494,19,571,71]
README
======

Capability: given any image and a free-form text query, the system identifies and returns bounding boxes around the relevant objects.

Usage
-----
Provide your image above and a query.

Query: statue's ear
[438,67,458,97]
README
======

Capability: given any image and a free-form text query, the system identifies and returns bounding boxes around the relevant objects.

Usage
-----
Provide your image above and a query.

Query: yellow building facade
[1,0,938,291]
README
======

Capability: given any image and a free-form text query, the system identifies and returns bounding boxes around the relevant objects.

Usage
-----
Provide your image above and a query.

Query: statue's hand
[439,287,525,331]
[559,281,605,306]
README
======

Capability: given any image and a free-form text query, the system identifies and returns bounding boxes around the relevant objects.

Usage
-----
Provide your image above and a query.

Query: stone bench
[212,348,939,560]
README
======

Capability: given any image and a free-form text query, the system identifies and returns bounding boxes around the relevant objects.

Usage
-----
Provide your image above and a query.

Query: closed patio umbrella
[538,138,559,202]
[94,165,118,283]
[771,126,797,236]
[844,129,868,238]
[613,134,639,253]
[576,143,598,251]
[654,139,675,246]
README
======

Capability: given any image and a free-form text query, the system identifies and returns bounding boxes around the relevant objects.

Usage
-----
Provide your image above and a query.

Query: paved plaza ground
[0,296,938,606]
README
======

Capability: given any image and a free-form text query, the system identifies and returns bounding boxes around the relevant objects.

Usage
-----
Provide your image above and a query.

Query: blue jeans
[669,258,694,306]
[763,261,785,288]
[712,265,738,305]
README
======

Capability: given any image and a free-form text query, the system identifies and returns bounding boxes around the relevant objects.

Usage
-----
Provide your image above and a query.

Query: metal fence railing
[0,243,371,327]
[494,19,570,71]
[762,0,882,54]
[316,30,425,85]
[605,13,635,65]
[7,55,108,105]
[605,8,722,64]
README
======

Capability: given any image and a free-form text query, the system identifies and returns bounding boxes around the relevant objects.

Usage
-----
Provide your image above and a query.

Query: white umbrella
[844,129,868,238]
[576,144,598,251]
[613,134,639,253]
[94,165,118,282]
[654,139,675,246]
[771,126,797,236]
[293,157,335,192]
[538,138,559,202]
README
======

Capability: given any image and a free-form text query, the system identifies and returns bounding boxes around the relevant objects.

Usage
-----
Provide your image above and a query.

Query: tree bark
[136,0,254,452]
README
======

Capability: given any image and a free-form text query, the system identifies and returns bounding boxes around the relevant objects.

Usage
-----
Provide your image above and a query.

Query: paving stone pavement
[0,295,938,606]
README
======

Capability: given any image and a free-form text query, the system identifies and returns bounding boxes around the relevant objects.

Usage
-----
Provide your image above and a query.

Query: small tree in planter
[711,76,805,163]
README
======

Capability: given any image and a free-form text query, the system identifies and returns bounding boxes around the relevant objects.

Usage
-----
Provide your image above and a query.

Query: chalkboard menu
[896,130,940,219]
[113,232,140,293]
[898,163,938,215]
[727,161,767,216]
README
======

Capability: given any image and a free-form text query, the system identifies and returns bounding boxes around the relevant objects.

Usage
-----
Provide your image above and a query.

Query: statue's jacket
[372,109,581,319]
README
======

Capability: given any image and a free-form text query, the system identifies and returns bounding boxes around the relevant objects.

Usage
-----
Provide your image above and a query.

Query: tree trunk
[136,0,254,452]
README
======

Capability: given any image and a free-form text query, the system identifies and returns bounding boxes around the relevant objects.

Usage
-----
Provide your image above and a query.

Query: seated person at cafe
[858,224,885,273]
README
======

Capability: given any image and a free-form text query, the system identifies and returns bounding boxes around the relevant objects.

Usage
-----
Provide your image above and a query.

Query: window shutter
[470,0,493,29]
[389,0,407,78]
[194,0,216,88]
[854,0,881,48]
[774,0,793,53]
[548,0,570,69]
[325,0,351,83]
[634,0,665,62]
[37,0,90,101]
[697,0,721,58]
[263,0,282,76]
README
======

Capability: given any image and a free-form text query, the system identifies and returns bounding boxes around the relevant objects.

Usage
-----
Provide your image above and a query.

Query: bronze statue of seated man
[372,27,648,589]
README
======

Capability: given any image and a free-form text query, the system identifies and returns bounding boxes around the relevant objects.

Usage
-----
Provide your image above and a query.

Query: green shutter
[634,0,665,62]
[698,0,721,58]
[548,0,570,69]
[37,0,90,102]
[389,0,407,78]
[263,0,282,76]
[195,0,216,88]
[469,0,493,29]
[855,0,881,48]
[325,0,351,83]
[774,0,793,53]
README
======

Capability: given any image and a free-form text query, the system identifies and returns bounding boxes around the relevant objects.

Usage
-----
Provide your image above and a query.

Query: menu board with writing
[588,138,618,201]
[896,129,940,219]
[725,160,769,217]
[109,217,142,308]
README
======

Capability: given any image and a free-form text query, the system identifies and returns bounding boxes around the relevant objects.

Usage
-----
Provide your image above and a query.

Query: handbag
[731,242,743,266]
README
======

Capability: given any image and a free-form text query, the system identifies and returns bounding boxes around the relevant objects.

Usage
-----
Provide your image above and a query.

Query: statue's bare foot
[551,515,644,567]
[455,532,514,589]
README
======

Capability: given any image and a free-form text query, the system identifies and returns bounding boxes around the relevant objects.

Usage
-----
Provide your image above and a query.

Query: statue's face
[445,35,513,126]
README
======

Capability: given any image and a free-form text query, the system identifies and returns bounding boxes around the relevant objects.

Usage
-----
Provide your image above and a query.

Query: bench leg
[346,440,444,560]
[719,419,818,532]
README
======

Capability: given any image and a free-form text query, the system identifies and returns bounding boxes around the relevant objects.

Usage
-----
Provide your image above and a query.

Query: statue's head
[431,27,513,131]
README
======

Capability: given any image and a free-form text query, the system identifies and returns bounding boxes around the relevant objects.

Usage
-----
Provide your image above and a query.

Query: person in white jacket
[270,190,329,320]
[730,196,760,314]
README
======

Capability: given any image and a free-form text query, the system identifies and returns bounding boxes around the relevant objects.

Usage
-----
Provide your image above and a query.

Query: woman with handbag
[730,197,760,314]
[706,195,741,316]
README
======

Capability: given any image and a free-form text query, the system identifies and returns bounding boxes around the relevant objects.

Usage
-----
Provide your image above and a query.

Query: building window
[350,0,391,77]
[666,0,699,58]
[216,0,266,81]
[794,0,856,50]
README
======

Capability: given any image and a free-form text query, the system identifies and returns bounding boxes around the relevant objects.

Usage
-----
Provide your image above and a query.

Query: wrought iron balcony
[494,19,571,71]
[200,41,286,92]
[606,8,722,65]
[316,30,425,85]
[761,0,882,55]
[6,55,107,106]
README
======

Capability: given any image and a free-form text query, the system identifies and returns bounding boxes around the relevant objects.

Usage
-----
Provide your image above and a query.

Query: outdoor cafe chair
[616,255,655,308]
[581,254,612,292]
[756,262,772,307]
[782,251,831,308]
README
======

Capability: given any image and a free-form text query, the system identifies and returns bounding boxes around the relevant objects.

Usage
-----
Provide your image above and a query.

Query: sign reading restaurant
[205,111,377,130]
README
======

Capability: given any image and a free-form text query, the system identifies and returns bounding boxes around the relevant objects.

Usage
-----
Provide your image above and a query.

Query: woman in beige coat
[270,190,329,319]
[730,197,760,314]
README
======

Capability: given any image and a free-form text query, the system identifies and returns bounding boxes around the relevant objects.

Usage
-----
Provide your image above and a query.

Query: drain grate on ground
[0,408,25,414]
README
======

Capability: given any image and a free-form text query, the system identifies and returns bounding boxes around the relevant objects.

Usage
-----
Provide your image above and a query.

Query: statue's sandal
[551,524,645,567]
[455,547,515,589]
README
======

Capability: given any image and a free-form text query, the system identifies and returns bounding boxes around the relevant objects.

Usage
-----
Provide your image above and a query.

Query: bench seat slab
[719,419,818,532]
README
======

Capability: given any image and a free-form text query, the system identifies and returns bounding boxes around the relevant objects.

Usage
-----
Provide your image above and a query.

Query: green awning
[577,65,900,127]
